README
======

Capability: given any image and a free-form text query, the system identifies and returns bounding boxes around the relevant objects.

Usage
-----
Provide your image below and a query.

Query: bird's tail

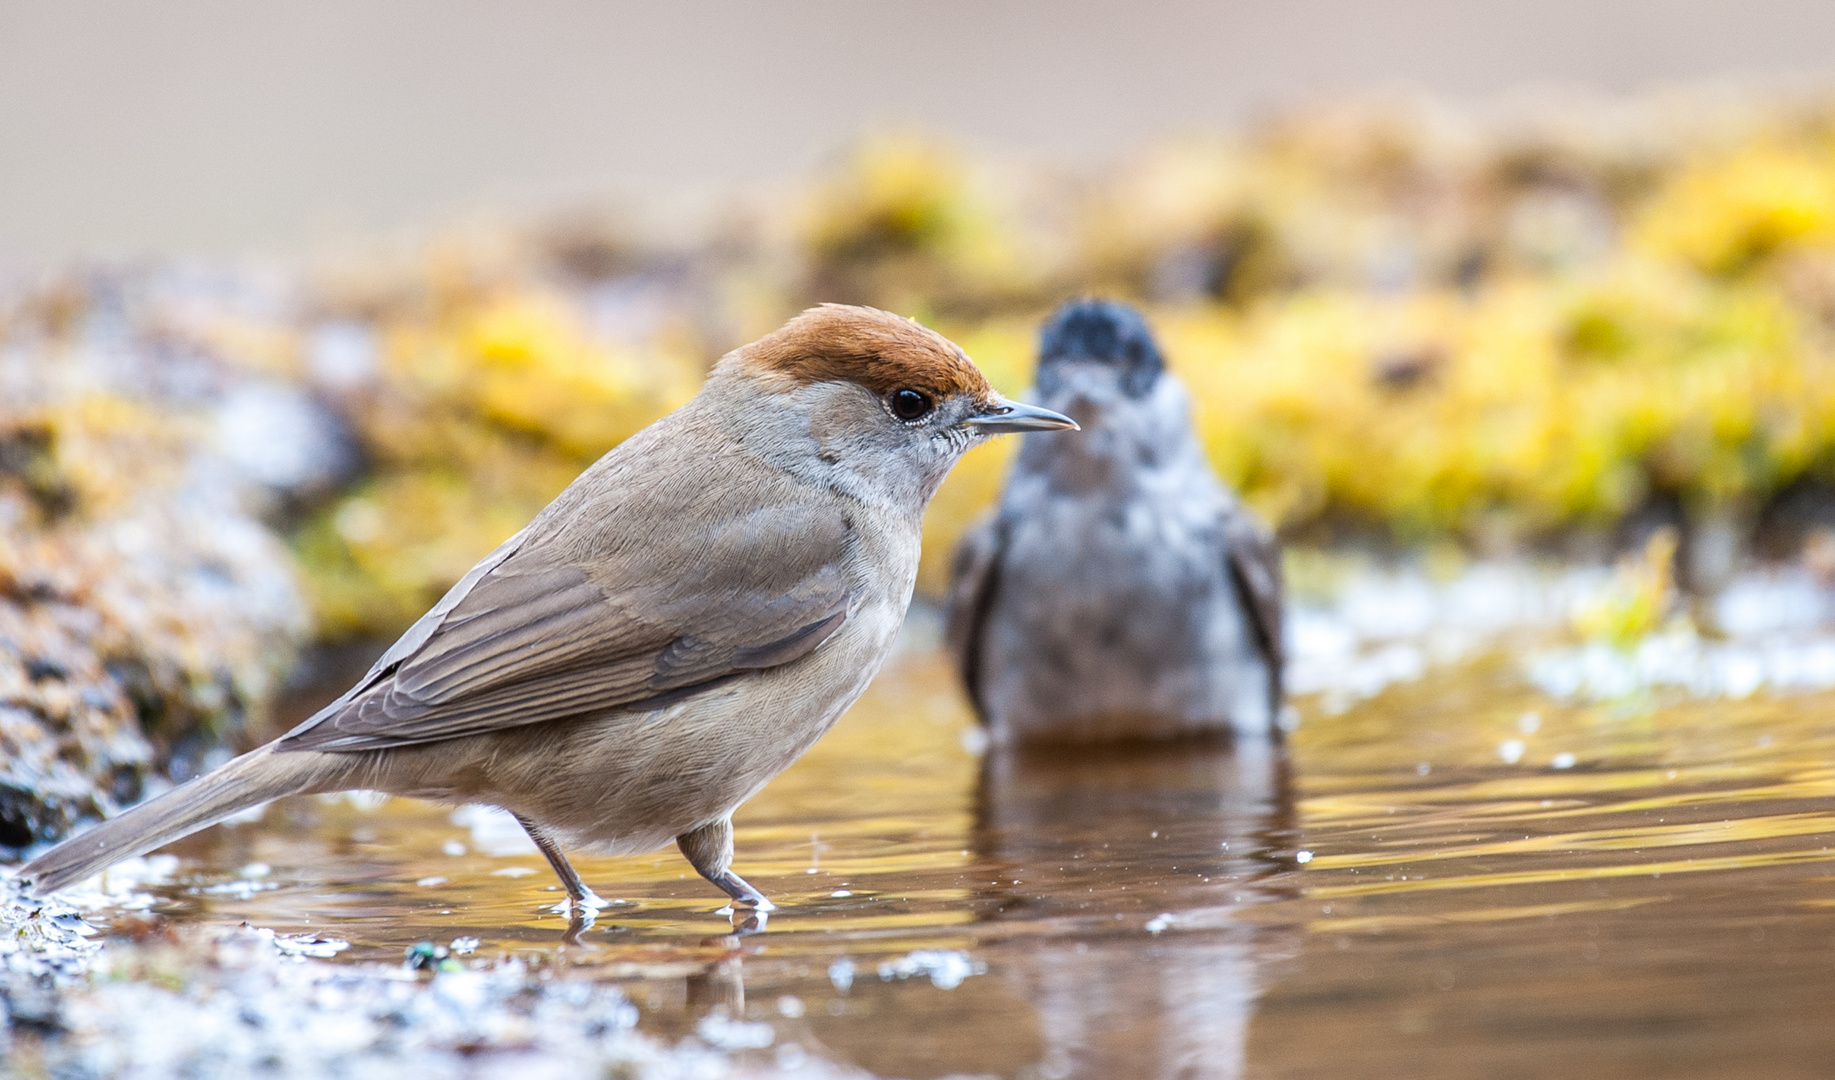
[16,746,331,897]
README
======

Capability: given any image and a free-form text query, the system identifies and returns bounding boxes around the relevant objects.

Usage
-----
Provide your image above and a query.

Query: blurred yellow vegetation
[299,275,702,637]
[279,100,1835,638]
[1632,140,1835,276]
[801,134,1050,317]
[1572,528,1682,647]
[1174,268,1830,531]
[0,398,195,523]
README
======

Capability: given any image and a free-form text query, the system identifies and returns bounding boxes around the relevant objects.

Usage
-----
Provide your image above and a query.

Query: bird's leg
[514,813,610,912]
[677,816,776,913]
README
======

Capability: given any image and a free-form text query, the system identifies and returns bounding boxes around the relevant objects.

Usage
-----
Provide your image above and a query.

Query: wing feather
[277,443,855,754]
[1222,508,1285,708]
[942,511,1005,722]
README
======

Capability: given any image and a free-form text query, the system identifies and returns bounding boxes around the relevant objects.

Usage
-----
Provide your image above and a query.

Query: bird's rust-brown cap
[741,304,994,403]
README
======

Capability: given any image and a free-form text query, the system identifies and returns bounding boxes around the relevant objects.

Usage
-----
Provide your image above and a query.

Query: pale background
[3,0,1835,257]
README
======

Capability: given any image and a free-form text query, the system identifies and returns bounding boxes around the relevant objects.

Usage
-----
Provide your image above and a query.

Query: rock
[0,280,313,853]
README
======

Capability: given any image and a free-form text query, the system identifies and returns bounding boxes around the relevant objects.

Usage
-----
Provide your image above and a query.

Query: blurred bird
[946,298,1283,744]
[19,305,1075,914]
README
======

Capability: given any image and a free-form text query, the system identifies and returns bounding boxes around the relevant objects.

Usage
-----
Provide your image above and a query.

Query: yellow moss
[1632,140,1835,276]
[806,136,970,259]
[9,397,196,519]
[296,274,705,637]
[801,134,1039,314]
[456,293,695,458]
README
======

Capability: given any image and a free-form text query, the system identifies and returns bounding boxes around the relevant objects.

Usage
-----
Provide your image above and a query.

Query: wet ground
[45,583,1835,1080]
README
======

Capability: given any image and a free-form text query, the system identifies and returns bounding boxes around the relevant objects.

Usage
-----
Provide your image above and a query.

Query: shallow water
[85,633,1835,1078]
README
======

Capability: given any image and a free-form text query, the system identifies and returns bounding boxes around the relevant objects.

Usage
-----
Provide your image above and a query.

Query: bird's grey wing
[277,495,852,753]
[305,526,535,719]
[1222,507,1284,705]
[943,511,1004,722]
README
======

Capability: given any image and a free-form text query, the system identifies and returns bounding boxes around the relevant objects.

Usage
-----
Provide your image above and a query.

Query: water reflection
[51,643,1835,1079]
[972,738,1302,1080]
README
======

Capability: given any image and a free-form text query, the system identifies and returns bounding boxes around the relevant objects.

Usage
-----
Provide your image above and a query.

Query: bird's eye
[889,388,932,421]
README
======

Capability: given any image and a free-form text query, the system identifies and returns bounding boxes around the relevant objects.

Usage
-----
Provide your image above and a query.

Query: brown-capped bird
[18,305,1074,915]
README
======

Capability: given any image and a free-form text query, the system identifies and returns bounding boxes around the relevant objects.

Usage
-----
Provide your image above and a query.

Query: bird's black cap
[1036,298,1164,398]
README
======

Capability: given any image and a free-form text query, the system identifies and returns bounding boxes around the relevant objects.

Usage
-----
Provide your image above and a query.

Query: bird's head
[715,304,1075,508]
[1034,298,1166,424]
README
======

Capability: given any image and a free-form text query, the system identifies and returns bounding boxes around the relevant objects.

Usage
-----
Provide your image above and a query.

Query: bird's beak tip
[965,399,1079,435]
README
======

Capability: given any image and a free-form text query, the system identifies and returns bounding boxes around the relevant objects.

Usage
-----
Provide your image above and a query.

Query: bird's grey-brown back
[947,299,1284,744]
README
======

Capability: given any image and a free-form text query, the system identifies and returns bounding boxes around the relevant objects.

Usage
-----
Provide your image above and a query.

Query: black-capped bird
[946,298,1282,744]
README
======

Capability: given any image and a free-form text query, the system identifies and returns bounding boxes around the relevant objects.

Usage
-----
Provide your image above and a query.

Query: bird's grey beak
[963,397,1079,434]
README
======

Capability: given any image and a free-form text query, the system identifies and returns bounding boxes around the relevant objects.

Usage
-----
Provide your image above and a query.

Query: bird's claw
[575,888,614,911]
[550,889,620,918]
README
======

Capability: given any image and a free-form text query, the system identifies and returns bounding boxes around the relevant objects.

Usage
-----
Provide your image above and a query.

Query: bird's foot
[709,869,774,935]
[553,891,634,943]
[710,869,776,912]
[548,889,621,918]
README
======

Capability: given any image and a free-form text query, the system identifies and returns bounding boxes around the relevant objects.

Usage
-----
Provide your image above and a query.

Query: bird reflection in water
[972,734,1301,1080]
